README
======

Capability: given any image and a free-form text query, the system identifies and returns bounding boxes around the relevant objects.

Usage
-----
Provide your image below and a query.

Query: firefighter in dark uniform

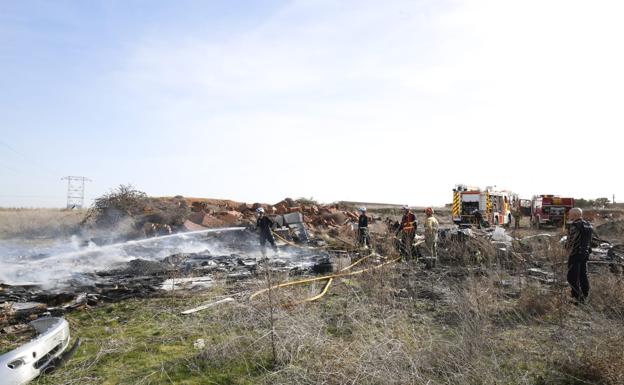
[565,207,593,304]
[357,207,370,249]
[473,209,484,229]
[512,207,522,229]
[256,207,278,257]
[396,205,418,258]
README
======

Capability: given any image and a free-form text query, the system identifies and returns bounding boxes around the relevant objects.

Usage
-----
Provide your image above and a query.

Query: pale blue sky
[2,0,622,208]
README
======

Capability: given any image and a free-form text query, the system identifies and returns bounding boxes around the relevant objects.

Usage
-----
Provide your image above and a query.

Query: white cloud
[110,0,623,205]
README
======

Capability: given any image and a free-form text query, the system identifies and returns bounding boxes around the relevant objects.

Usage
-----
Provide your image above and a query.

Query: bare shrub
[83,184,148,227]
[82,185,188,235]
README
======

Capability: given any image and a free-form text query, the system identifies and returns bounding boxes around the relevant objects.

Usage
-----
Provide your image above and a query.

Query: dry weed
[0,208,84,239]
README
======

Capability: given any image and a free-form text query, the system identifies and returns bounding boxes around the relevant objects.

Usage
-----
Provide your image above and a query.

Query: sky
[1,0,622,208]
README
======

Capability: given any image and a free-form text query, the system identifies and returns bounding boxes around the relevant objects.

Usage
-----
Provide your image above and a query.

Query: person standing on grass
[565,207,593,304]
[357,207,370,249]
[424,208,439,261]
[256,207,278,258]
[513,206,522,229]
[396,205,417,258]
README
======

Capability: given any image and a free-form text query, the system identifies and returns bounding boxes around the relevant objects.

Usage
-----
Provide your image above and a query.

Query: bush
[83,184,148,227]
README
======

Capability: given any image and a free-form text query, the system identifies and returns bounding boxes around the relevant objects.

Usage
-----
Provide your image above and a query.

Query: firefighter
[512,207,522,229]
[255,207,278,257]
[396,205,417,258]
[565,208,593,304]
[424,208,439,264]
[473,209,484,229]
[357,207,370,249]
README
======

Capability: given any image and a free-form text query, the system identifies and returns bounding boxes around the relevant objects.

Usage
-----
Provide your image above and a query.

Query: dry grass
[0,208,85,239]
[516,285,558,318]
[588,274,624,319]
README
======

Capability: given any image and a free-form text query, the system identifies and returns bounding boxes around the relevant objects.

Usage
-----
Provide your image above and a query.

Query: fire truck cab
[531,195,574,228]
[452,184,517,227]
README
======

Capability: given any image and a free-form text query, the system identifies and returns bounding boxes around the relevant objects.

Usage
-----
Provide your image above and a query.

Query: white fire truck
[451,184,517,227]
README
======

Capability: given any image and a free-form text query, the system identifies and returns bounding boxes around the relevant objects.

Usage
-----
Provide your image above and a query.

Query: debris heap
[182,197,363,233]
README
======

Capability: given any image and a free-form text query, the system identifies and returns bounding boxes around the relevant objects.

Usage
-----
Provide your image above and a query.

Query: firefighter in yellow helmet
[424,208,439,265]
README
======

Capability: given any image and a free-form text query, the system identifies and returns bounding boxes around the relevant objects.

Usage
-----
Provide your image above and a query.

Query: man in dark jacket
[256,207,278,257]
[357,207,370,249]
[473,209,484,229]
[565,208,593,303]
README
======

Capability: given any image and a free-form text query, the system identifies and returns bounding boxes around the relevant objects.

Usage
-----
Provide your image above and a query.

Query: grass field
[0,208,85,240]
[35,262,624,385]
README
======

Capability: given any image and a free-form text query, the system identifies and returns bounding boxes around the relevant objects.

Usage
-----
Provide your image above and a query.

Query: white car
[0,317,73,385]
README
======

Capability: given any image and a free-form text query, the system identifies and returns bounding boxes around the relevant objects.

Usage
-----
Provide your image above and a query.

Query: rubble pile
[182,197,364,234]
[437,228,499,265]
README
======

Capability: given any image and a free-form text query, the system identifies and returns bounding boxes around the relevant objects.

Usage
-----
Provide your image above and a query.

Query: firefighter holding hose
[255,207,278,257]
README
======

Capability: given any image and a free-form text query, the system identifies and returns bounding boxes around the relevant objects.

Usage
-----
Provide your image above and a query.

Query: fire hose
[271,230,305,248]
[253,227,423,305]
[249,253,403,305]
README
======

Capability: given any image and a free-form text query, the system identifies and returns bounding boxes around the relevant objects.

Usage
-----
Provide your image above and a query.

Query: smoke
[0,227,250,289]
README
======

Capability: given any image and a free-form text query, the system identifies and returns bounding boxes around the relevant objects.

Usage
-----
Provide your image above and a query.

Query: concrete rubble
[182,197,365,238]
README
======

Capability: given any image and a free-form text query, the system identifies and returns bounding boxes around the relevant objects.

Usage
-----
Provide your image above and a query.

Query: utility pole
[61,176,91,209]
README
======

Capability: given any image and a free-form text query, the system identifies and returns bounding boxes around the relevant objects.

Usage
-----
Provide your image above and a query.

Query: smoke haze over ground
[0,228,250,288]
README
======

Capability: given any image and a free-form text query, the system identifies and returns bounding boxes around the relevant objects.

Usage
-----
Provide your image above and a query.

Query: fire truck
[531,195,574,228]
[451,184,517,227]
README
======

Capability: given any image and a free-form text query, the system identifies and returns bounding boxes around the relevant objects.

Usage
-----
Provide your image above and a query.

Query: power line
[0,139,64,180]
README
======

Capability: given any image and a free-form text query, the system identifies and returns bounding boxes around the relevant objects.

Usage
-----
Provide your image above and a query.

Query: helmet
[425,207,434,215]
[402,205,409,211]
[359,207,367,212]
[255,207,265,214]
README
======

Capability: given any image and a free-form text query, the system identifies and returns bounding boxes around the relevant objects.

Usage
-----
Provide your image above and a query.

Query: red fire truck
[531,195,574,228]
